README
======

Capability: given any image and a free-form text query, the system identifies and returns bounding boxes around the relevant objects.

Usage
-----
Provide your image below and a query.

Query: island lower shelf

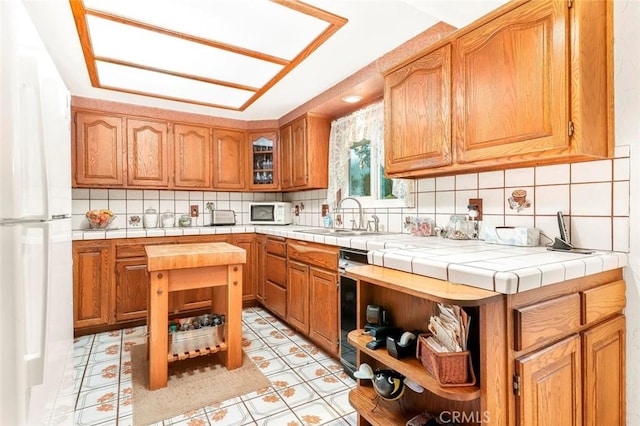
[347,329,480,401]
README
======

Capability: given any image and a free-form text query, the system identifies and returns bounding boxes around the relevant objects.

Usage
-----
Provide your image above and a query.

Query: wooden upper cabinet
[248,130,279,190]
[385,44,452,175]
[212,128,246,189]
[453,0,568,164]
[126,118,170,187]
[73,112,125,187]
[173,123,212,189]
[280,113,330,191]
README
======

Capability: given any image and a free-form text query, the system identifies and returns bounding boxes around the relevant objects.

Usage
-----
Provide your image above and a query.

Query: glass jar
[178,214,192,227]
[161,210,175,228]
[446,215,472,240]
[143,207,158,228]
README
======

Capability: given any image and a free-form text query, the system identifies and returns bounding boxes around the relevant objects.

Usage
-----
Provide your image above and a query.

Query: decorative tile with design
[165,408,210,426]
[335,371,357,387]
[93,330,122,344]
[248,347,280,364]
[86,342,121,364]
[258,408,302,426]
[242,335,268,353]
[205,401,254,425]
[80,369,120,392]
[280,351,315,368]
[73,400,118,426]
[271,342,305,358]
[254,355,291,376]
[122,325,146,338]
[83,359,120,379]
[243,392,289,421]
[306,375,349,397]
[296,362,332,381]
[238,384,276,402]
[265,370,305,391]
[261,330,291,346]
[275,382,322,409]
[248,317,278,330]
[293,399,341,426]
[325,388,356,416]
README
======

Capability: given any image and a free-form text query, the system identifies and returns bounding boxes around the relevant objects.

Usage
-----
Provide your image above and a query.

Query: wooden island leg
[225,264,243,370]
[148,270,169,390]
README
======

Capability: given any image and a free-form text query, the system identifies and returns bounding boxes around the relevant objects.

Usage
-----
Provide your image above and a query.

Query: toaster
[209,210,236,226]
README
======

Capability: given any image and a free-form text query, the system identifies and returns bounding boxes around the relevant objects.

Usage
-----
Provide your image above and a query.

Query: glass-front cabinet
[249,131,279,190]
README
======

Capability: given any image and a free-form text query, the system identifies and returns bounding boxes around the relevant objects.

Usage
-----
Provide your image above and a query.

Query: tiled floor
[53,307,357,425]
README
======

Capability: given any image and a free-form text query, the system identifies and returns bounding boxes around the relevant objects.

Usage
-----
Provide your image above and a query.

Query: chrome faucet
[337,197,365,231]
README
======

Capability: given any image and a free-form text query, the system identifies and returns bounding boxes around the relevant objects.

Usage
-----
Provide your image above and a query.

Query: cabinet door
[173,123,211,189]
[178,235,227,311]
[516,334,582,426]
[279,124,293,189]
[231,234,255,302]
[287,260,309,334]
[73,112,125,186]
[309,267,339,355]
[265,280,287,320]
[453,0,568,164]
[126,118,170,187]
[385,44,452,174]
[212,128,246,189]
[249,131,279,190]
[255,235,266,303]
[582,315,625,426]
[290,117,308,188]
[115,257,148,322]
[73,241,112,329]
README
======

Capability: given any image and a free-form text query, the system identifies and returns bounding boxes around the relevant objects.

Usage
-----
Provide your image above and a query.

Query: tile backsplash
[74,146,630,253]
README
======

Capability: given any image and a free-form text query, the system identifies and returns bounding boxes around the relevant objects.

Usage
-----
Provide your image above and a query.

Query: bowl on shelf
[86,210,116,229]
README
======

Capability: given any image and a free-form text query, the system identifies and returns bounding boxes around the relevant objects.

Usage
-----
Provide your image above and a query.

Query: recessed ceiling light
[342,95,362,103]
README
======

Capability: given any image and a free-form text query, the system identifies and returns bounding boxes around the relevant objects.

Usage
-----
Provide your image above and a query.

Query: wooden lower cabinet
[231,234,255,302]
[73,240,113,329]
[345,266,626,426]
[255,235,266,303]
[309,267,339,355]
[115,257,149,322]
[287,260,309,334]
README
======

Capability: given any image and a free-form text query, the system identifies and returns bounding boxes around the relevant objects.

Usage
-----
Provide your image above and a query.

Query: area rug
[130,344,270,426]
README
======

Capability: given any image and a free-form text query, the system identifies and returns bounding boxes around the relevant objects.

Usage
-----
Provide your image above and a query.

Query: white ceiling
[23,0,509,121]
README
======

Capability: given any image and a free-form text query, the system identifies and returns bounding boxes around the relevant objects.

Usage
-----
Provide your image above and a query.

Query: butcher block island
[144,242,246,390]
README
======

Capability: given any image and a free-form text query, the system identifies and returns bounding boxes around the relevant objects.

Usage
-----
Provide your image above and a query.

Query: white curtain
[326,100,414,208]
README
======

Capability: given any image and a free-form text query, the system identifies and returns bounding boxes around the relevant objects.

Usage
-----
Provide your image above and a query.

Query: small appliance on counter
[208,210,236,226]
[249,202,292,225]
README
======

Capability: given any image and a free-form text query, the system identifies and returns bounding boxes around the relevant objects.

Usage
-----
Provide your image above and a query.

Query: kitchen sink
[297,228,395,237]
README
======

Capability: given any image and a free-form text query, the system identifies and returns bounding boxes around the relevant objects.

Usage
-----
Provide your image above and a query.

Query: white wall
[615,0,640,423]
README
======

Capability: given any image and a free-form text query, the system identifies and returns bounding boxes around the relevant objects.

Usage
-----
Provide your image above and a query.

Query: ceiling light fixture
[342,95,362,103]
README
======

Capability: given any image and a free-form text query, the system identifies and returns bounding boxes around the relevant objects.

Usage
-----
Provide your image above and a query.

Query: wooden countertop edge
[145,242,246,271]
[345,265,503,306]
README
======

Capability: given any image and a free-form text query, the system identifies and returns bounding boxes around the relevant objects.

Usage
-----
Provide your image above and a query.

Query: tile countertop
[72,225,628,295]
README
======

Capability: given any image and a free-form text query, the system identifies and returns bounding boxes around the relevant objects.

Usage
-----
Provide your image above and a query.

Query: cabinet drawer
[287,240,338,270]
[266,238,286,256]
[265,280,287,319]
[581,280,626,326]
[514,293,581,351]
[266,254,286,286]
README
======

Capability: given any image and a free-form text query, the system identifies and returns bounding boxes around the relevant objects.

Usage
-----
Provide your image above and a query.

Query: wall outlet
[468,198,483,221]
[321,204,329,217]
[190,205,199,217]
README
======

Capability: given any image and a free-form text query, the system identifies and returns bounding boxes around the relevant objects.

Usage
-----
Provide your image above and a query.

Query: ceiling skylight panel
[96,61,254,109]
[82,0,332,60]
[86,16,283,88]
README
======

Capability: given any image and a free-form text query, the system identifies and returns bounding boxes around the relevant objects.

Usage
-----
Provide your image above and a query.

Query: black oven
[339,247,368,378]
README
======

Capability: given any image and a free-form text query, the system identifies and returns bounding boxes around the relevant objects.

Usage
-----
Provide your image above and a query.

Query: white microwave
[249,202,292,225]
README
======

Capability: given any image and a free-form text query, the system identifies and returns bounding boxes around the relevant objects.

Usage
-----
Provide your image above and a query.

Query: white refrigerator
[1,1,74,425]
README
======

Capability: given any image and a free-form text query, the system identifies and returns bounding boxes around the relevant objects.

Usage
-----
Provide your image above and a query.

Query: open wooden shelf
[349,386,419,426]
[348,330,480,401]
[167,341,228,363]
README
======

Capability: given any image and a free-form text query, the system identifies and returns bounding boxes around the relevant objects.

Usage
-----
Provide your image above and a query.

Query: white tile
[534,185,569,215]
[435,176,455,191]
[72,188,90,199]
[571,216,612,251]
[456,173,478,190]
[125,189,142,200]
[455,190,477,214]
[435,191,455,214]
[106,189,125,200]
[478,170,504,189]
[411,258,448,280]
[613,217,630,252]
[417,192,435,213]
[538,263,567,286]
[174,190,190,200]
[108,199,126,214]
[190,191,205,201]
[478,188,504,215]
[447,264,495,290]
[571,183,611,216]
[504,215,534,228]
[535,164,570,185]
[418,178,435,192]
[571,159,612,183]
[381,252,413,273]
[89,189,108,200]
[159,190,175,200]
[73,199,90,215]
[505,167,534,187]
[614,145,630,158]
[613,181,630,216]
[614,158,630,181]
[534,216,562,243]
[493,272,518,294]
[513,267,542,292]
[563,259,587,280]
[142,190,160,200]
